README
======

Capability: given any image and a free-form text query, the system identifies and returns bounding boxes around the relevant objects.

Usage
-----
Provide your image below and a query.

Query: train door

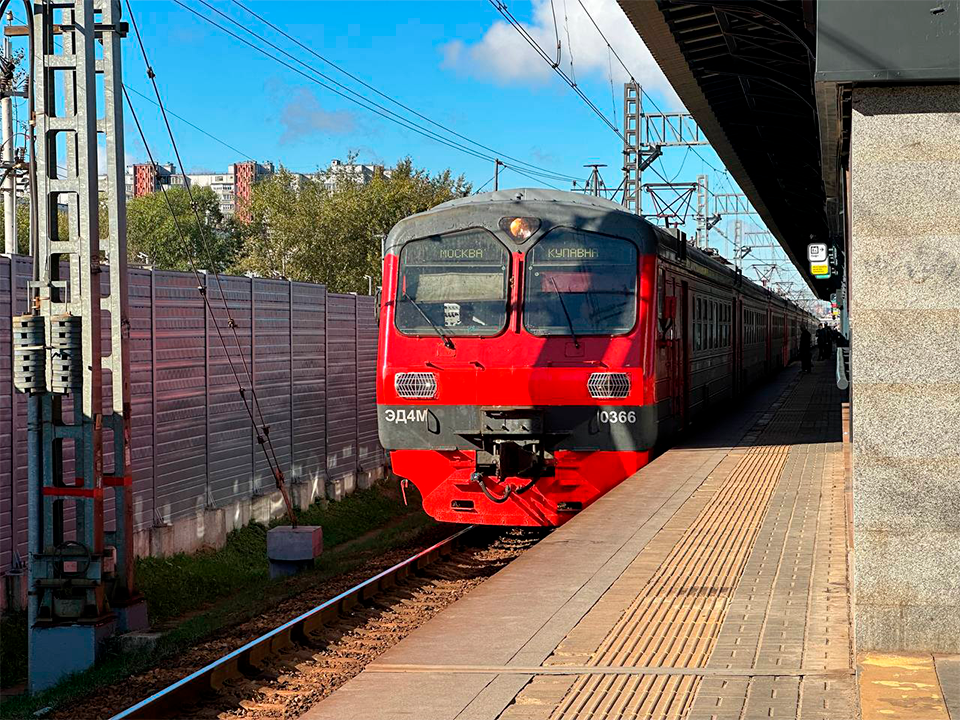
[660,273,684,428]
[679,280,690,426]
[733,296,742,397]
[764,307,772,375]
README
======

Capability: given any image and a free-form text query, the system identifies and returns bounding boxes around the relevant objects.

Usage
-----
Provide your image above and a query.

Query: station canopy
[621,1,835,298]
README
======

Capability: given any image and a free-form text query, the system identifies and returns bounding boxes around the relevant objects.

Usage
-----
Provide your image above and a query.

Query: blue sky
[5,0,814,299]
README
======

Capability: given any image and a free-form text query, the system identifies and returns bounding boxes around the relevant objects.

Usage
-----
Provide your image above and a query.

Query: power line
[124,85,256,162]
[124,0,298,523]
[561,0,577,85]
[573,0,731,191]
[174,0,574,186]
[486,0,624,140]
[230,0,581,183]
[474,174,496,194]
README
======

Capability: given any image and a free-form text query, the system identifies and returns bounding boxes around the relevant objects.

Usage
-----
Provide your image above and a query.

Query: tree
[0,202,31,254]
[0,201,76,255]
[234,157,471,293]
[126,186,241,272]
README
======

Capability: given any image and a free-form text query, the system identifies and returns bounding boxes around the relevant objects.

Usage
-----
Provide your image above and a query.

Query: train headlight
[499,216,540,242]
[395,372,438,399]
[587,372,630,399]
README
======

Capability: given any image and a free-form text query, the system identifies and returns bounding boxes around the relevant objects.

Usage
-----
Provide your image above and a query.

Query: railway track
[108,525,542,720]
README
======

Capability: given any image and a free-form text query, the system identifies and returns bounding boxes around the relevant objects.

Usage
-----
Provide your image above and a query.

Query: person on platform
[800,326,813,373]
[816,323,829,360]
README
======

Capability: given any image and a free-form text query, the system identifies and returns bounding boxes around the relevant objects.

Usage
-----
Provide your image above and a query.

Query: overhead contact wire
[229,0,580,183]
[174,0,571,186]
[573,0,730,196]
[123,0,296,522]
[486,0,624,140]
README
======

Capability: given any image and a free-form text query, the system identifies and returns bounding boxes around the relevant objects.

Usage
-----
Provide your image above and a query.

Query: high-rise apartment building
[124,159,387,220]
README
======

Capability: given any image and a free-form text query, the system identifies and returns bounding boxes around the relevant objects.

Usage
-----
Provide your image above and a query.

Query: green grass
[137,484,411,624]
[0,482,434,718]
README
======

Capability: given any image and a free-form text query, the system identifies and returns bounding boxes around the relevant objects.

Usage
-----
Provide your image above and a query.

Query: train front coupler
[469,408,555,503]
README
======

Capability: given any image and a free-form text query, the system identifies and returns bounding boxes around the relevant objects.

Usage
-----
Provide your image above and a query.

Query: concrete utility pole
[11,0,144,692]
[2,13,16,254]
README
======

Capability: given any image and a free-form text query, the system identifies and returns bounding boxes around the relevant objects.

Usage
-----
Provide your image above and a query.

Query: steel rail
[110,526,475,720]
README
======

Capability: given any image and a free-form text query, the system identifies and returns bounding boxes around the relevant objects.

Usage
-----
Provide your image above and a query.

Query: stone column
[850,84,960,652]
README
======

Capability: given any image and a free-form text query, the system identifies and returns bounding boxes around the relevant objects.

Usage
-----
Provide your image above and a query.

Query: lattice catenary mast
[11,0,145,692]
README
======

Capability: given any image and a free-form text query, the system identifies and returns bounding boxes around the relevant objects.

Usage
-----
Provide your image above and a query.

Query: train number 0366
[598,410,637,424]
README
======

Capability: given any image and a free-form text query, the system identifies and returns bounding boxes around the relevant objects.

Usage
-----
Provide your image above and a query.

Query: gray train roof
[388,187,813,319]
[430,188,628,214]
[384,187,655,257]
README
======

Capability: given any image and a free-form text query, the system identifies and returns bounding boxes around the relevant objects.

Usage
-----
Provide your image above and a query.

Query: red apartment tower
[234,161,259,222]
[132,163,159,198]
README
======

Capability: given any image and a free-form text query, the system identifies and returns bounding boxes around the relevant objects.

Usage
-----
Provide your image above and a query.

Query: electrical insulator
[50,314,82,395]
[12,315,46,394]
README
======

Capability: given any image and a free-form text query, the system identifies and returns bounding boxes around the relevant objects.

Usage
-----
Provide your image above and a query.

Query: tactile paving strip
[506,370,854,720]
[547,444,794,719]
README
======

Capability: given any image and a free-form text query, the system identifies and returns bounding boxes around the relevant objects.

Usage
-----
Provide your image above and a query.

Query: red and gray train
[376,189,813,527]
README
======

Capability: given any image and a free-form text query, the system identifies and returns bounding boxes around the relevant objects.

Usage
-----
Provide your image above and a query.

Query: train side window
[694,297,701,351]
[709,300,717,350]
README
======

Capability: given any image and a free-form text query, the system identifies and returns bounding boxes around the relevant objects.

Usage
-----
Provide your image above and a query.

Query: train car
[376,189,815,527]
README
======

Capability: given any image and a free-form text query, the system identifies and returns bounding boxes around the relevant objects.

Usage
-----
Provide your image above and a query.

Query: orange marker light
[500,216,541,242]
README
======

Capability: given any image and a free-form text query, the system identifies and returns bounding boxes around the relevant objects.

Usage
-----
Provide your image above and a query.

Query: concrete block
[850,234,960,312]
[901,605,960,654]
[29,618,116,692]
[855,604,904,651]
[852,383,960,459]
[268,525,323,561]
[117,631,163,655]
[267,525,322,579]
[114,599,150,634]
[851,309,960,383]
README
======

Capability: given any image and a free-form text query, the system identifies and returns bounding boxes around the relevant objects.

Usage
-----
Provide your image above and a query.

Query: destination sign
[403,232,507,266]
[534,231,636,264]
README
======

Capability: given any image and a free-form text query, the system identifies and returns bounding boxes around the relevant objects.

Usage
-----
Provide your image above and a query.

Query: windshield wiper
[402,292,455,349]
[549,277,580,348]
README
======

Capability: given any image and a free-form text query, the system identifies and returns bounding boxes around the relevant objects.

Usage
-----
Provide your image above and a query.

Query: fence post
[203,273,210,508]
[250,277,256,495]
[150,270,158,524]
[355,296,361,481]
[289,280,295,488]
[323,287,330,499]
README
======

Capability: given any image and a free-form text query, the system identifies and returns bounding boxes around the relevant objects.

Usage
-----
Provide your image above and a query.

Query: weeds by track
[100,527,543,720]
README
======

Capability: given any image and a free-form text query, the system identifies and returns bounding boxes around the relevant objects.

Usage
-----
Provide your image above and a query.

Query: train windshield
[395,229,509,336]
[524,229,638,336]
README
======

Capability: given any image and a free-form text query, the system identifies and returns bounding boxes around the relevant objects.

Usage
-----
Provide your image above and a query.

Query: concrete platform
[303,362,856,719]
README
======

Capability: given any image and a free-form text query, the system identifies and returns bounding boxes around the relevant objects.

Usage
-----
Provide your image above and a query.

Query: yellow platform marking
[550,443,791,719]
[859,652,950,720]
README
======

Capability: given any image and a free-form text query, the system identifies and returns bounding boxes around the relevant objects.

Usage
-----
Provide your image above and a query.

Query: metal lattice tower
[17,0,144,692]
[622,81,708,222]
[695,174,709,247]
[622,83,641,215]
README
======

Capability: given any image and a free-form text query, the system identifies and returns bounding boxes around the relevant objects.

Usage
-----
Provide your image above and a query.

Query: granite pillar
[850,84,960,652]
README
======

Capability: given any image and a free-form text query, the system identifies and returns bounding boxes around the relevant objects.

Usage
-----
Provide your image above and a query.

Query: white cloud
[441,0,679,105]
